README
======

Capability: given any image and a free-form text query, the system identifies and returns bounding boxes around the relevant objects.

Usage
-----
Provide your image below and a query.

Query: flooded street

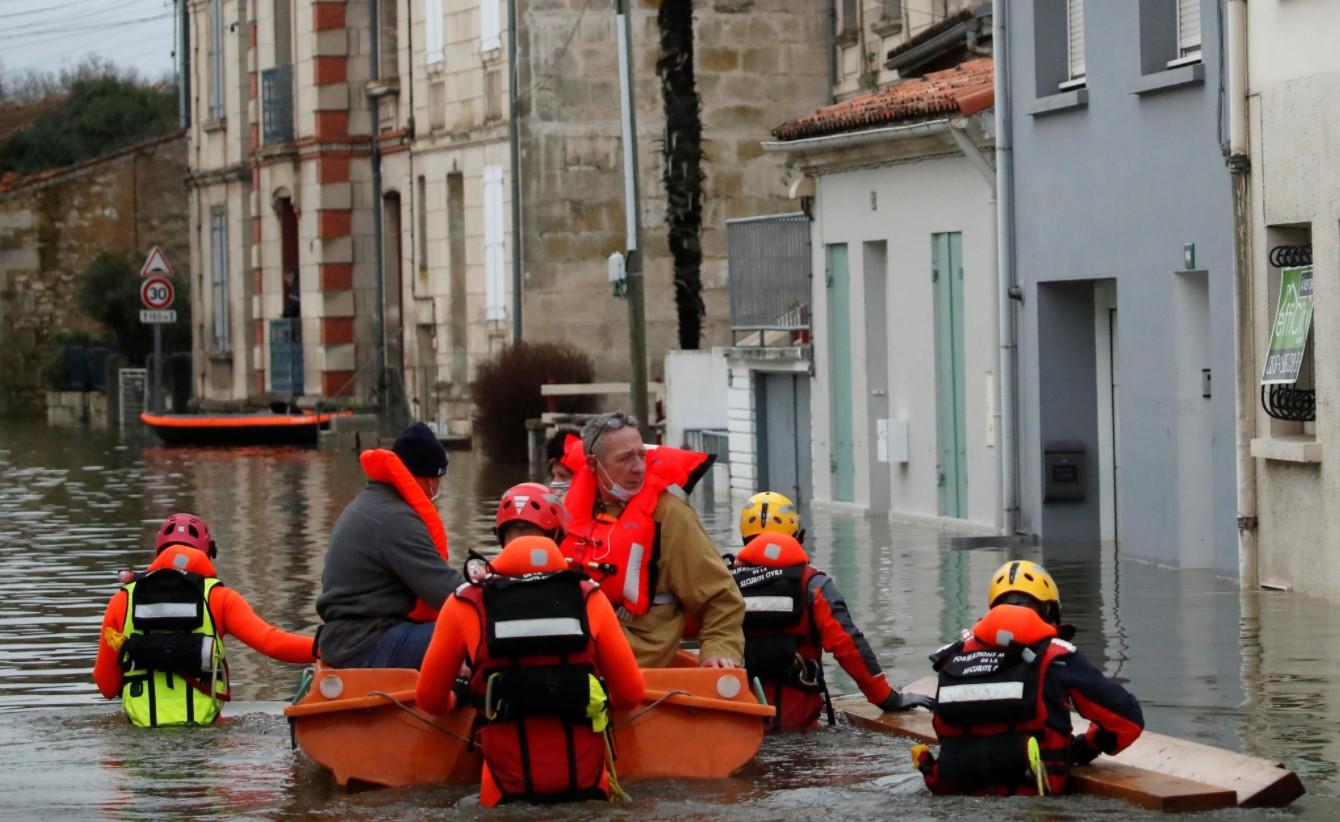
[1,419,1335,818]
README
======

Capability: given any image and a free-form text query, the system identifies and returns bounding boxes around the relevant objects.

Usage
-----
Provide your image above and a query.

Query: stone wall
[0,134,189,416]
[516,0,831,381]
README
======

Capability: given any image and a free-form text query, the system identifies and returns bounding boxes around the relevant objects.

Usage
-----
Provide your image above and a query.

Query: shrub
[471,342,596,462]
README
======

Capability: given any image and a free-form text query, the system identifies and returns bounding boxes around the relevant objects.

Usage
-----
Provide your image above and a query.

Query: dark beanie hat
[392,422,448,477]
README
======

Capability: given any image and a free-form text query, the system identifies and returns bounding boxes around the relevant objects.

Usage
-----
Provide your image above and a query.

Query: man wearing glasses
[560,412,745,668]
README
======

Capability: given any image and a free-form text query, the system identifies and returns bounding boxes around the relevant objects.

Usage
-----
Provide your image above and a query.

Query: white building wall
[810,152,999,530]
[1246,0,1340,598]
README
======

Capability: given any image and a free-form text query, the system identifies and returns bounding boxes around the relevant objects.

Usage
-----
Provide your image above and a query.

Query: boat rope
[289,667,314,705]
[611,689,693,730]
[367,690,475,745]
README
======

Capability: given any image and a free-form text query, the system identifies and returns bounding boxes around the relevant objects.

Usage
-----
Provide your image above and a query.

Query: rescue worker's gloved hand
[879,690,934,712]
[1070,733,1101,766]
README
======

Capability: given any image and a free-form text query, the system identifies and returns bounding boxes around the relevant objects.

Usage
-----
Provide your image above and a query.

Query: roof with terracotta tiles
[772,57,994,142]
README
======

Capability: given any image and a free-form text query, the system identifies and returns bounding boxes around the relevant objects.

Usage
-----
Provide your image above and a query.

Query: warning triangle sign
[140,246,175,279]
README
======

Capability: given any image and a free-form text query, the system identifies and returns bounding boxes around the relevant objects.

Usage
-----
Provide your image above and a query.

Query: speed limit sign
[141,276,175,310]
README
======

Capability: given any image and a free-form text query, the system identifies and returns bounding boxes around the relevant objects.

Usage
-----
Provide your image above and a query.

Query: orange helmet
[495,482,566,535]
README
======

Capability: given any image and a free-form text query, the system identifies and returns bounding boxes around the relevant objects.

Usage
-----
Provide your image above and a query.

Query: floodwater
[0,418,1335,819]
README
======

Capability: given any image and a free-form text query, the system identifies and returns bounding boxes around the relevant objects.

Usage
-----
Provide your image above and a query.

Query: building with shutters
[763,3,999,528]
[185,0,512,430]
[1235,0,1340,598]
[1004,0,1237,568]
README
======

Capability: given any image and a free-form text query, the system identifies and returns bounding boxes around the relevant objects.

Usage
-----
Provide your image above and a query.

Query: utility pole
[616,0,652,437]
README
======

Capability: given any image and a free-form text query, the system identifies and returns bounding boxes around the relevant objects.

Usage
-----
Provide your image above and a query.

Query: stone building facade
[187,0,510,429]
[0,134,188,415]
[514,0,832,381]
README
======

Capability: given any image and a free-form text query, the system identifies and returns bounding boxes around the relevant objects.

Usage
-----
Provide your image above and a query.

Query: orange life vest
[559,445,713,615]
[359,448,449,622]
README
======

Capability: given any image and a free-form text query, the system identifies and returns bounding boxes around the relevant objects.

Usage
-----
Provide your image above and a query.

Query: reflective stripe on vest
[134,602,198,620]
[494,617,585,641]
[622,543,645,607]
[745,595,799,614]
[938,681,1026,704]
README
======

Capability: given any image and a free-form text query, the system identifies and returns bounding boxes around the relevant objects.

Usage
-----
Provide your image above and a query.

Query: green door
[826,244,855,502]
[933,233,967,518]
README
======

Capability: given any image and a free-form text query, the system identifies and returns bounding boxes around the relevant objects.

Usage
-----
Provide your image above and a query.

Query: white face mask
[550,479,571,495]
[429,480,442,502]
[597,459,643,502]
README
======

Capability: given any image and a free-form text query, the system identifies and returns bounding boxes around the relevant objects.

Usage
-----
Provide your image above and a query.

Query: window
[381,0,399,79]
[1175,0,1201,63]
[484,69,502,122]
[480,0,501,53]
[429,80,446,130]
[839,0,858,43]
[879,0,903,28]
[1064,0,1086,87]
[424,0,444,65]
[417,176,428,275]
[482,166,506,321]
[210,209,230,352]
[209,0,224,120]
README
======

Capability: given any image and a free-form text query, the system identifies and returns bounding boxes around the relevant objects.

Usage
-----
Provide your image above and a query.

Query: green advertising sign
[1261,265,1314,385]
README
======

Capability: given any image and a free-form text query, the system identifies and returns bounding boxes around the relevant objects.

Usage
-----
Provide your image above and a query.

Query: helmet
[155,513,216,557]
[739,491,801,542]
[495,483,567,536]
[988,560,1060,622]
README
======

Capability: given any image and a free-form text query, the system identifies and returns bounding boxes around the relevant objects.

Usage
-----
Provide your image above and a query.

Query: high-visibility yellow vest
[120,572,228,727]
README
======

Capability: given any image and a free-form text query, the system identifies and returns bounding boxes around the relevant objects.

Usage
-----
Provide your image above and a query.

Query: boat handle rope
[367,690,476,745]
[611,689,694,730]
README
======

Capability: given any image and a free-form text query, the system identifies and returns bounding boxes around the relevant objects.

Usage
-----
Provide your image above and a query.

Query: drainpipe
[508,0,523,343]
[1227,0,1257,589]
[178,0,190,128]
[370,0,388,405]
[993,0,1020,536]
[827,0,837,104]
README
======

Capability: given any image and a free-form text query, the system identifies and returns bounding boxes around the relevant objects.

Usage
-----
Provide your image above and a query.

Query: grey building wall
[1009,0,1238,570]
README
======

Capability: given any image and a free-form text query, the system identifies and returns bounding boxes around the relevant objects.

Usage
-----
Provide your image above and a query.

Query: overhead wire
[0,0,159,35]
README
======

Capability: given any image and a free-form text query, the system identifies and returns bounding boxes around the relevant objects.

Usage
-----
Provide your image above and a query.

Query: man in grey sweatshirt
[316,422,463,668]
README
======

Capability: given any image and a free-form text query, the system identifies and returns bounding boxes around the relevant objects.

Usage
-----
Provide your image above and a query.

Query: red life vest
[359,449,449,622]
[929,605,1075,795]
[732,536,826,731]
[559,445,713,615]
[457,571,607,804]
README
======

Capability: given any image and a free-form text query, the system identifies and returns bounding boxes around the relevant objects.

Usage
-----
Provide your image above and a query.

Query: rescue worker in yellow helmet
[731,491,928,730]
[915,560,1144,795]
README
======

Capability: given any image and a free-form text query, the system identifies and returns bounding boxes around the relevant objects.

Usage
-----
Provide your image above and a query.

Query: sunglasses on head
[589,414,630,451]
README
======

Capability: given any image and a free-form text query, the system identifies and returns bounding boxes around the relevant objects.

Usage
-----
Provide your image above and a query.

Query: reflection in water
[0,419,1337,816]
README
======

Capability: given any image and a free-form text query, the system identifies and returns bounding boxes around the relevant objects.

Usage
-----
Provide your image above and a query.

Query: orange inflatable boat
[285,661,775,788]
[141,410,351,446]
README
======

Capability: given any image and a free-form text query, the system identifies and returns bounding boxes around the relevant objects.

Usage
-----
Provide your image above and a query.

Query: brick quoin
[321,317,354,344]
[313,56,347,86]
[314,111,350,140]
[317,155,351,183]
[249,74,258,98]
[257,370,267,395]
[250,124,260,148]
[250,21,258,48]
[255,269,264,294]
[318,210,351,237]
[312,2,346,31]
[323,370,356,398]
[320,263,353,290]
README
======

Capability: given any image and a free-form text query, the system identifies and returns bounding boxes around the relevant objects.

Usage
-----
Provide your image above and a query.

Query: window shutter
[1177,0,1202,58]
[1066,0,1086,82]
[480,1,501,53]
[425,0,444,65]
[211,211,230,352]
[483,166,506,321]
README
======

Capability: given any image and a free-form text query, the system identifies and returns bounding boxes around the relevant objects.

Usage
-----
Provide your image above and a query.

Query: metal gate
[118,368,147,427]
[270,318,303,395]
[756,373,813,505]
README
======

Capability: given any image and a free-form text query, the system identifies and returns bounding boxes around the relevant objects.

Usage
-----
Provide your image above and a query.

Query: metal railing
[269,318,303,395]
[262,65,295,145]
[683,428,730,499]
[727,212,811,346]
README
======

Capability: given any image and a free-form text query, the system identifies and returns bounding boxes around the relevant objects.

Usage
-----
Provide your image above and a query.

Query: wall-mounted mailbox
[1043,442,1085,503]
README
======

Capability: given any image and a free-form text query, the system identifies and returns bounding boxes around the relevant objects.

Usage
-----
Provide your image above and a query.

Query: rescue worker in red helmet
[494,482,567,546]
[92,513,317,727]
[416,535,644,807]
[915,560,1144,795]
[732,530,930,731]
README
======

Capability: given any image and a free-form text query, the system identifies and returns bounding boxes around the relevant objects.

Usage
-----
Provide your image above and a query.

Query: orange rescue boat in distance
[284,663,775,788]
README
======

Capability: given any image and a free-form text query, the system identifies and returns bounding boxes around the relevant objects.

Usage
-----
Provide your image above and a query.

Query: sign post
[139,247,177,413]
[1261,265,1314,385]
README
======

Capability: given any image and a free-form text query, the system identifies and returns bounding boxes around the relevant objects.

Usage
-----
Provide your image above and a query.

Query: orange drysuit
[93,544,316,699]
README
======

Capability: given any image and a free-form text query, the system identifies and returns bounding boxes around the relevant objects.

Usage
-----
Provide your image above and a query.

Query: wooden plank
[540,382,666,399]
[837,697,1236,812]
[840,676,1303,808]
